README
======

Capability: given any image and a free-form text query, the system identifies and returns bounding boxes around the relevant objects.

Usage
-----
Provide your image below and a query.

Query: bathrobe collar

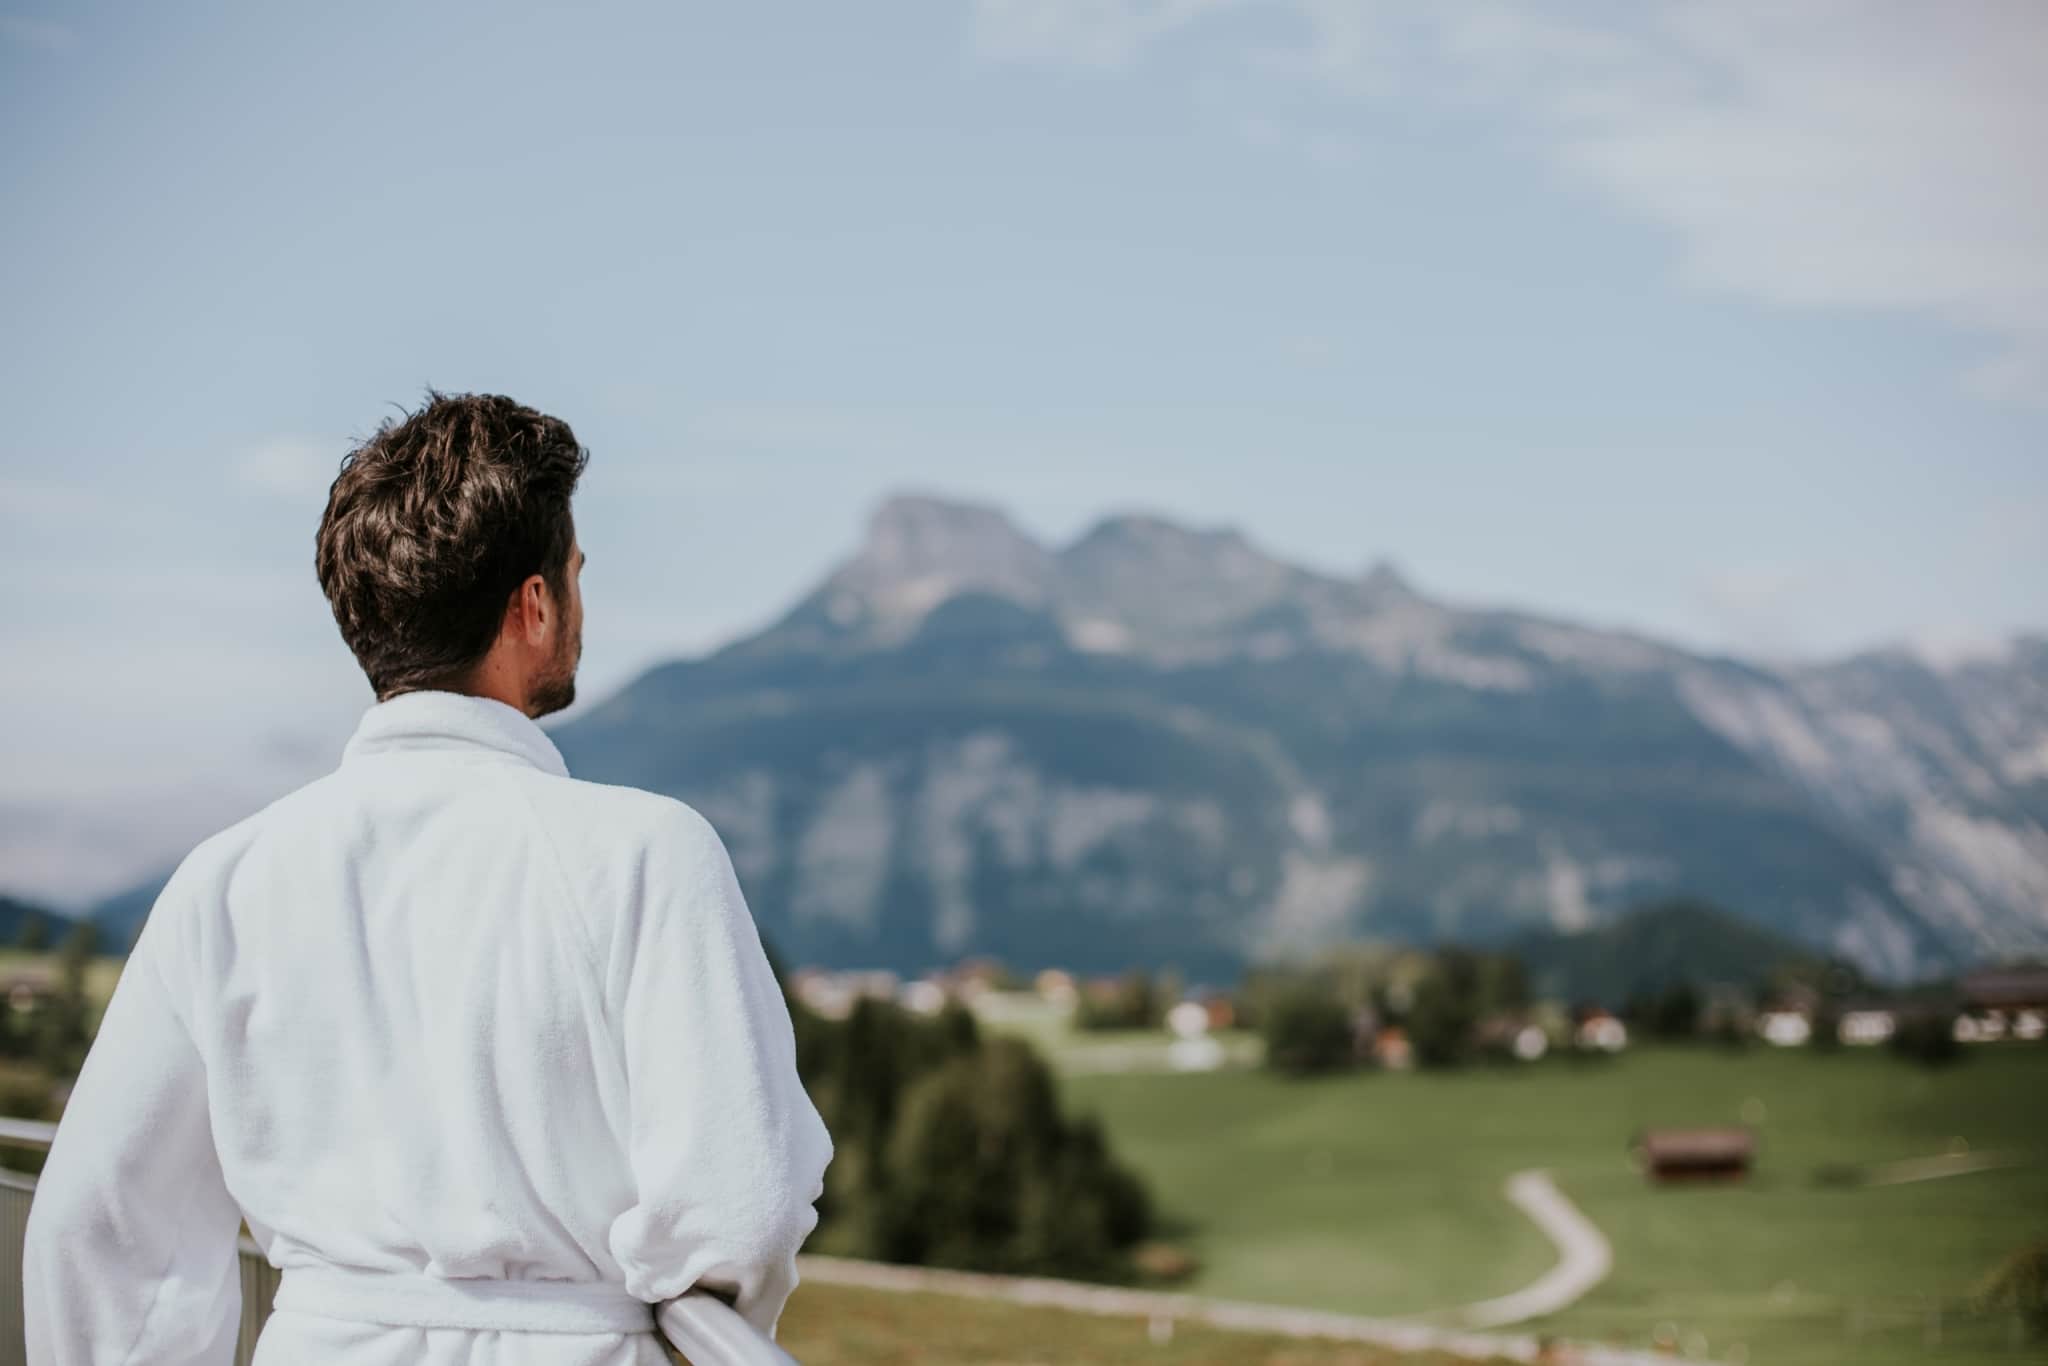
[340,689,571,778]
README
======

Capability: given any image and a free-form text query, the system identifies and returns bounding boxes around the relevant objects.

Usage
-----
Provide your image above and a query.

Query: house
[0,970,60,1014]
[1475,1014,1550,1062]
[1034,968,1079,1007]
[1957,967,2048,1043]
[943,958,1009,998]
[897,979,947,1015]
[1758,1009,1813,1047]
[1631,1127,1757,1183]
[790,968,900,1020]
[1166,1003,1226,1072]
[1199,994,1237,1031]
[1837,1006,1896,1046]
[1953,1013,2001,1042]
[1959,966,2048,1012]
[1575,1009,1628,1053]
[1166,1000,1211,1038]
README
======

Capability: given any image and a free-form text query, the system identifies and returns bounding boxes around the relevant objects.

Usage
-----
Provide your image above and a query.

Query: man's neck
[384,670,530,717]
[459,680,530,716]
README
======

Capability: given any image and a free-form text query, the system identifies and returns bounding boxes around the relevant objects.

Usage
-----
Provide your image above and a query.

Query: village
[785,952,2048,1076]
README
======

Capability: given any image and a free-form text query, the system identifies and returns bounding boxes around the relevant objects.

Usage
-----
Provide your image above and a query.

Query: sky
[3,0,2045,907]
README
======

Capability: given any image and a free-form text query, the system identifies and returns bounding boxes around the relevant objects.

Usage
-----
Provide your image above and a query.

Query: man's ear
[518,575,552,642]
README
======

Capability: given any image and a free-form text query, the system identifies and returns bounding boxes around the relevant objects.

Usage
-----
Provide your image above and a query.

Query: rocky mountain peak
[1065,511,1252,556]
[1061,512,1294,589]
[1048,512,1318,651]
[1359,558,1417,600]
[860,493,1047,573]
[808,493,1056,638]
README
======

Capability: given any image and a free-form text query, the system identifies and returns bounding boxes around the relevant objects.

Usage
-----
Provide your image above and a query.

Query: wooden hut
[1631,1126,1756,1183]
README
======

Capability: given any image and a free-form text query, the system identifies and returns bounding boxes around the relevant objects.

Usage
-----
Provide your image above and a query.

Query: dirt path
[1457,1170,1613,1330]
[799,1245,1672,1365]
[1863,1148,2022,1185]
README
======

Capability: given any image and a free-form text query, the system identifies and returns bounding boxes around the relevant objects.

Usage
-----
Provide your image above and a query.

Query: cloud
[972,0,2048,404]
[1499,3,2048,404]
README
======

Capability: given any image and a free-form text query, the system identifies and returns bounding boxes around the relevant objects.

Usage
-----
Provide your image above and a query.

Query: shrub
[14,913,50,952]
[1889,1011,1962,1067]
[872,1038,1150,1278]
[1408,970,1478,1068]
[1647,982,1702,1040]
[1809,999,1842,1053]
[793,993,1153,1281]
[1261,987,1356,1076]
[1074,970,1163,1031]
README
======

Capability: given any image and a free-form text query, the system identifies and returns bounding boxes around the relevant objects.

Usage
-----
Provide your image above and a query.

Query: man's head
[316,391,589,717]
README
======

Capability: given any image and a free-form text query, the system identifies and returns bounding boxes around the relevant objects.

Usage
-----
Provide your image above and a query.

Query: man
[22,391,833,1364]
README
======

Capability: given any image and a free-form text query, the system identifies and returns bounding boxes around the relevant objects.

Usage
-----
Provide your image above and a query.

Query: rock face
[538,495,2046,982]
[1675,640,2048,970]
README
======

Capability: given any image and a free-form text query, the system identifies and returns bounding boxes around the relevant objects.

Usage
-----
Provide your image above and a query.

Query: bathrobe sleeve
[605,802,834,1340]
[21,886,244,1366]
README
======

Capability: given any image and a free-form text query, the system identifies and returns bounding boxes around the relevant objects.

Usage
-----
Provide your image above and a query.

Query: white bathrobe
[22,689,834,1365]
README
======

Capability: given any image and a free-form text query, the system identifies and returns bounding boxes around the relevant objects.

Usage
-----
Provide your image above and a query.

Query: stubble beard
[529,633,578,718]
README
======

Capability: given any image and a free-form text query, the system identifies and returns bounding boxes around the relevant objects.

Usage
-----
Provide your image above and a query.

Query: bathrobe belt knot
[272,1264,658,1334]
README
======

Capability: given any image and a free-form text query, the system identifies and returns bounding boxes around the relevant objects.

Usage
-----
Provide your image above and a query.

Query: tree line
[784,974,1154,1281]
[0,915,102,1105]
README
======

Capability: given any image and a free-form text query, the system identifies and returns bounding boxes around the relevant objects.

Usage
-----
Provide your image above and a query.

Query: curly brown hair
[316,390,589,701]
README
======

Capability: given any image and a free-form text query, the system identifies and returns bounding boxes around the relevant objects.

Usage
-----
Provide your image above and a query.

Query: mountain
[82,877,165,954]
[0,895,83,949]
[538,494,2046,981]
[79,494,2048,982]
[1513,899,1836,1007]
[1680,640,2048,965]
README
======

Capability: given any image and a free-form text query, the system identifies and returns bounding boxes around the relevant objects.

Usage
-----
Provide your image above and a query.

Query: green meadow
[1062,1045,2048,1366]
[778,1281,1505,1366]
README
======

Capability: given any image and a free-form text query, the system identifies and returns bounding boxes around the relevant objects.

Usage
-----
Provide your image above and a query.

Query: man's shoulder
[517,776,739,924]
[162,781,318,895]
[134,781,324,956]
[519,771,724,857]
[195,764,723,868]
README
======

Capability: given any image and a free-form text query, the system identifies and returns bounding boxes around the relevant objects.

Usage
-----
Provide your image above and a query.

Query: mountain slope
[1513,899,1833,1006]
[0,895,83,948]
[545,494,2039,979]
[82,877,164,954]
[1676,641,2048,961]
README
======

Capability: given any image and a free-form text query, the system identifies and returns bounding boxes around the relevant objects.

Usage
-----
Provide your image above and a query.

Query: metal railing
[0,1118,791,1366]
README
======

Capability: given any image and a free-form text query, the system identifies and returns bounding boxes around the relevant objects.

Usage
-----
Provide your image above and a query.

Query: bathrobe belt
[272,1263,658,1334]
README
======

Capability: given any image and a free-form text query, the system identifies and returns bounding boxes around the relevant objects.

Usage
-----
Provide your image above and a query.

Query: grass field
[967,990,1263,1073]
[1062,1044,2048,1365]
[777,1281,1506,1365]
[0,948,122,1011]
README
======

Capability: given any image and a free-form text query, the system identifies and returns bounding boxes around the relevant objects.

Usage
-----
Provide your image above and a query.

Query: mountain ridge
[56,492,2048,982]
[540,493,2046,979]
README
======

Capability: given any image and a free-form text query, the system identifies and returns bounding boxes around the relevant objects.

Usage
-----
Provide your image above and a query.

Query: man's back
[23,690,833,1365]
